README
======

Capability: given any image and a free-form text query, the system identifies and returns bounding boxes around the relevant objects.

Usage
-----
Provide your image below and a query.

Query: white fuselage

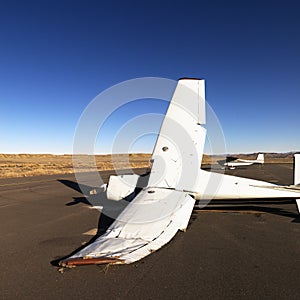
[191,169,300,200]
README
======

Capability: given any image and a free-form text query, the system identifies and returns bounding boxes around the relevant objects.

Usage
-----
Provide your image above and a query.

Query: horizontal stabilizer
[106,174,139,201]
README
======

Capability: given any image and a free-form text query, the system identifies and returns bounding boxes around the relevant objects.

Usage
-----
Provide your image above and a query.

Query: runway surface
[0,164,299,299]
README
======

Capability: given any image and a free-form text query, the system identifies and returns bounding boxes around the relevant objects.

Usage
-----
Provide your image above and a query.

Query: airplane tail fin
[294,154,300,185]
[148,78,206,190]
[256,153,264,163]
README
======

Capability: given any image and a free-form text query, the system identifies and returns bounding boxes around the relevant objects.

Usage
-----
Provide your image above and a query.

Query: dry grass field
[0,152,296,179]
[0,153,151,178]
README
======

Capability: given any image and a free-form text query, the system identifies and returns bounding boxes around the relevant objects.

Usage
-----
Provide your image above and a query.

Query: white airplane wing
[60,188,195,266]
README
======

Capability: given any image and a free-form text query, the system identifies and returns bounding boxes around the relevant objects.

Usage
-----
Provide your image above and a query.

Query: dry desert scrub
[0,153,151,178]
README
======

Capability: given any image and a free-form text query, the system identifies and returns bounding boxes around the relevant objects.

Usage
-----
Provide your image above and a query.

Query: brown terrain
[0,152,297,179]
[0,153,151,178]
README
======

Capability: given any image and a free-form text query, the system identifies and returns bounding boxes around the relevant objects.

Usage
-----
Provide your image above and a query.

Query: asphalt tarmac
[0,164,299,299]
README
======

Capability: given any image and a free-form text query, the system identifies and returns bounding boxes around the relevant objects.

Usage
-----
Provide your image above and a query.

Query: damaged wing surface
[60,188,195,266]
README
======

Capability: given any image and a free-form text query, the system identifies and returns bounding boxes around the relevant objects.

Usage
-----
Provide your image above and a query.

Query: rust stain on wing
[59,257,124,267]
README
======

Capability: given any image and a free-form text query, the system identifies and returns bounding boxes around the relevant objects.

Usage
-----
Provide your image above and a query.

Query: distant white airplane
[60,78,300,267]
[224,153,264,169]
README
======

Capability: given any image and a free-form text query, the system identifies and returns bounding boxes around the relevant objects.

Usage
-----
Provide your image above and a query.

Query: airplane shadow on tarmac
[196,199,300,223]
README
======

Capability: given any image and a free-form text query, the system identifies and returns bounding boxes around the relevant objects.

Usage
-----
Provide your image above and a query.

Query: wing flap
[60,188,195,266]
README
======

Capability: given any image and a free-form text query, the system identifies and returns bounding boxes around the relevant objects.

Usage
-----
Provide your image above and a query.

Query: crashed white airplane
[60,78,300,267]
[224,153,264,169]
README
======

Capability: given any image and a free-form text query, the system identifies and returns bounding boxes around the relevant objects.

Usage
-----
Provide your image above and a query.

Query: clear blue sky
[0,0,299,154]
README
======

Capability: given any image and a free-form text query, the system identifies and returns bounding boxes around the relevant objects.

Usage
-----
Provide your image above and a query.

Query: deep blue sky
[0,0,299,154]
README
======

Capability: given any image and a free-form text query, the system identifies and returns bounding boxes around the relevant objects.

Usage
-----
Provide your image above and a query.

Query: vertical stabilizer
[257,153,264,163]
[294,154,300,185]
[148,78,206,190]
